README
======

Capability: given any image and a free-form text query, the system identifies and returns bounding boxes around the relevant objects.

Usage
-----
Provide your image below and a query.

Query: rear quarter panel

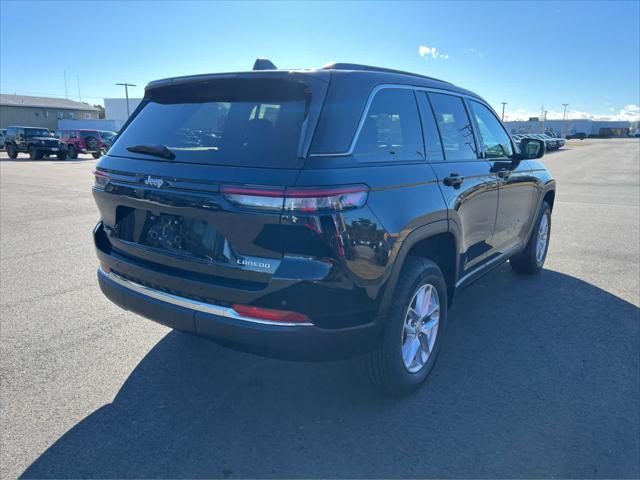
[294,161,447,319]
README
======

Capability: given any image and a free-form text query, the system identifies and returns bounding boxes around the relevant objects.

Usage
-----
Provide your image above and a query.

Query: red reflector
[101,263,111,273]
[93,170,109,178]
[232,304,311,323]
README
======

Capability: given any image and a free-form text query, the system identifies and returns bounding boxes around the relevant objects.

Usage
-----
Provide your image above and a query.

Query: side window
[69,131,78,139]
[428,93,478,161]
[353,88,424,162]
[415,92,444,162]
[469,100,513,158]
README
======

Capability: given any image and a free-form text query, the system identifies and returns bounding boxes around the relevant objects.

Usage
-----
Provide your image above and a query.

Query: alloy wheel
[401,283,440,373]
[536,213,549,264]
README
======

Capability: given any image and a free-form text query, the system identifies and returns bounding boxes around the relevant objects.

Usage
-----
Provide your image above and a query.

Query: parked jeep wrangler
[4,126,64,159]
[93,61,555,394]
[57,129,104,159]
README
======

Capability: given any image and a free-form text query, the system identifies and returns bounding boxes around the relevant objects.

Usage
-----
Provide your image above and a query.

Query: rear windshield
[109,78,311,168]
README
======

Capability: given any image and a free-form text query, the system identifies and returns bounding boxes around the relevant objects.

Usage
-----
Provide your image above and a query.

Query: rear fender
[377,220,458,319]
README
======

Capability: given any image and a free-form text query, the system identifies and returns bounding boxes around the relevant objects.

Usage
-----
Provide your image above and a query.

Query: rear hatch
[93,71,329,291]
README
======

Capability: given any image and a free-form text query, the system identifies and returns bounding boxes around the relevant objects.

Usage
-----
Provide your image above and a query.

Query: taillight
[220,186,285,210]
[221,185,368,213]
[232,304,311,324]
[93,170,109,189]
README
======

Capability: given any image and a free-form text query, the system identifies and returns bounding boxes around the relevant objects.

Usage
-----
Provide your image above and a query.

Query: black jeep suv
[4,126,64,159]
[93,61,555,394]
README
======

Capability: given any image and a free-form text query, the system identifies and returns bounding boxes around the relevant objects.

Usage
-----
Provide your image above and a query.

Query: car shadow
[21,265,639,479]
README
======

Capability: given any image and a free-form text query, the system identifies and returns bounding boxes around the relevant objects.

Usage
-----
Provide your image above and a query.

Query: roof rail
[321,62,452,84]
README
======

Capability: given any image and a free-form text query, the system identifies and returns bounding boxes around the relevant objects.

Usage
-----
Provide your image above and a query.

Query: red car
[56,129,106,159]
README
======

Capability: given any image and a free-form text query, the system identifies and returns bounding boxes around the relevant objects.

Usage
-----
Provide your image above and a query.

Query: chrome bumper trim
[99,267,313,327]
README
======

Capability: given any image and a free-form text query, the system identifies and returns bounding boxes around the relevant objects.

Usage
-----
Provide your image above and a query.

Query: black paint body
[93,67,556,360]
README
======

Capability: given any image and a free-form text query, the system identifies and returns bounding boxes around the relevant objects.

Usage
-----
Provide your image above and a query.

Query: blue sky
[1,0,638,121]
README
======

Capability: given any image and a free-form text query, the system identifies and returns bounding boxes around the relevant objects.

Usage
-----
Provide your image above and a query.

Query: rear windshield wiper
[126,144,176,160]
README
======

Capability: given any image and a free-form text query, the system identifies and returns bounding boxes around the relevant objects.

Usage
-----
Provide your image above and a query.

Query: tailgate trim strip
[99,267,312,327]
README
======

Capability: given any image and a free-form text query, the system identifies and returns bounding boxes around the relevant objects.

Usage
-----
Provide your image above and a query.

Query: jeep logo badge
[144,176,164,188]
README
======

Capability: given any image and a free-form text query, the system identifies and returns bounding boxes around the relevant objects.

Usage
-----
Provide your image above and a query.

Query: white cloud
[418,45,449,60]
[503,104,640,122]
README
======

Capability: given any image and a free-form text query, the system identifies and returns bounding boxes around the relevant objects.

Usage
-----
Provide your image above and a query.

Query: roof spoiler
[253,58,277,70]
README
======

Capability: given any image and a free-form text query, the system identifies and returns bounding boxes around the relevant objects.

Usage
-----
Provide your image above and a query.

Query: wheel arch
[379,220,460,318]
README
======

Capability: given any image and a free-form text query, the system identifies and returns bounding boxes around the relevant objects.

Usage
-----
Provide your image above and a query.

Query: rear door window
[353,88,424,162]
[428,93,478,161]
[109,78,311,168]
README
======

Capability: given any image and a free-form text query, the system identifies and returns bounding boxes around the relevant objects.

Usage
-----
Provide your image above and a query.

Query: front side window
[469,101,513,158]
[353,88,423,161]
[428,93,477,161]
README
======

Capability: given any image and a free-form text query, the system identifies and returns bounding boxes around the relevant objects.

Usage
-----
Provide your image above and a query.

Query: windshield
[100,131,116,139]
[109,77,310,168]
[25,128,50,137]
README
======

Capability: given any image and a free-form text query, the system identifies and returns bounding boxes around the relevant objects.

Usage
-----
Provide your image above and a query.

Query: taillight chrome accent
[221,184,368,213]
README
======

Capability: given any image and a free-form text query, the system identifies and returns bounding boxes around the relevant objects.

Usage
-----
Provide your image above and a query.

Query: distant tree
[93,104,106,119]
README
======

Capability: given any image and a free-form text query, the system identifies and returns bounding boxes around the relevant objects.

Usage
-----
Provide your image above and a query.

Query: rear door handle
[443,173,465,186]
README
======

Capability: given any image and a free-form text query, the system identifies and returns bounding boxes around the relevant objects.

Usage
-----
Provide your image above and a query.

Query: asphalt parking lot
[1,139,639,479]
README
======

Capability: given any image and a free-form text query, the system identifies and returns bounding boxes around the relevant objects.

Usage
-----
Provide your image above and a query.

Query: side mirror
[518,138,545,160]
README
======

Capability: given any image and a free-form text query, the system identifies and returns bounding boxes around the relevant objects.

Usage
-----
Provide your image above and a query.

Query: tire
[67,145,78,159]
[57,152,68,160]
[510,201,551,274]
[92,151,102,159]
[85,136,99,150]
[358,256,448,396]
[28,146,41,160]
[6,144,18,159]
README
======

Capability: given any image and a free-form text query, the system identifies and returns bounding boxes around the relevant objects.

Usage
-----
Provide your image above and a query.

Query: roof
[0,93,98,111]
[321,62,453,85]
[145,62,475,98]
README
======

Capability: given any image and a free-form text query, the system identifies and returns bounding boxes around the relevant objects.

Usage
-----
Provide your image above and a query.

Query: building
[504,118,633,137]
[104,97,143,130]
[0,94,99,130]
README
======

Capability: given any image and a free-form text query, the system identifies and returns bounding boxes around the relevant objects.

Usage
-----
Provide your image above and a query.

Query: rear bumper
[98,267,380,360]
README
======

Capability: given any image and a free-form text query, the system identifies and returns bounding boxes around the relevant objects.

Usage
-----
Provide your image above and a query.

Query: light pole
[562,103,569,137]
[501,102,507,121]
[542,110,548,133]
[116,82,137,118]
